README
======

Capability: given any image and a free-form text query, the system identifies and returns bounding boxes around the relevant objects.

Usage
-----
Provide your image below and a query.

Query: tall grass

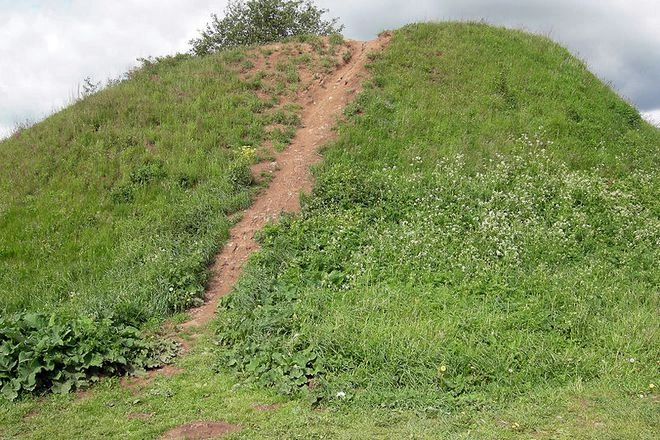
[0,46,306,324]
[215,23,659,409]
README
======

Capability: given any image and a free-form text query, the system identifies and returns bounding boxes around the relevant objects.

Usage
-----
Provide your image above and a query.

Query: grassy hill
[217,22,658,406]
[0,50,281,322]
[1,22,658,439]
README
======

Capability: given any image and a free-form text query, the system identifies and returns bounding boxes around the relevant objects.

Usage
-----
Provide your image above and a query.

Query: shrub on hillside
[190,0,343,55]
[0,312,178,401]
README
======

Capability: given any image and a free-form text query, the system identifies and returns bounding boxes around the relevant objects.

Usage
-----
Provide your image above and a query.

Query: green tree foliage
[189,0,344,55]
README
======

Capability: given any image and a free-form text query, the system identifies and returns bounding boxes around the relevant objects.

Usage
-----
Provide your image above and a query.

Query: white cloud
[0,123,13,140]
[642,109,660,128]
[0,0,224,130]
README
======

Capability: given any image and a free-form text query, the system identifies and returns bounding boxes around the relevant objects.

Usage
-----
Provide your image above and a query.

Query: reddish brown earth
[126,412,155,420]
[160,421,240,440]
[183,33,390,329]
[121,364,185,395]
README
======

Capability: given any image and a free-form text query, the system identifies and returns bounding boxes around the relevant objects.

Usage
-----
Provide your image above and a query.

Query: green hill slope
[217,22,659,411]
[1,52,256,321]
[0,42,343,322]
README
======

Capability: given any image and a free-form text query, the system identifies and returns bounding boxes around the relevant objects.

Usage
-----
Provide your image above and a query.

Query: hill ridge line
[182,34,391,328]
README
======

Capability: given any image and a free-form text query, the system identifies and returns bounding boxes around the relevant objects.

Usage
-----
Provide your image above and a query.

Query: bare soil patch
[121,365,185,395]
[160,421,240,440]
[126,412,155,420]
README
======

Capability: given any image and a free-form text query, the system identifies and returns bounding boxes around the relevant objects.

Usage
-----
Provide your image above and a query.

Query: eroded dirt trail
[182,35,389,329]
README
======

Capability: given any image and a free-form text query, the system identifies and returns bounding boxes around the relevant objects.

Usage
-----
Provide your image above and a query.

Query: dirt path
[154,35,391,440]
[182,34,390,329]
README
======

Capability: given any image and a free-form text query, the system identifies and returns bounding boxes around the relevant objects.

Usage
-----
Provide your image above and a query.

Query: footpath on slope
[182,33,390,330]
[153,35,390,440]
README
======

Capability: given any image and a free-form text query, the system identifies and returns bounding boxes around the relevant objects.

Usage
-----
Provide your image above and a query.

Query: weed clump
[0,312,179,401]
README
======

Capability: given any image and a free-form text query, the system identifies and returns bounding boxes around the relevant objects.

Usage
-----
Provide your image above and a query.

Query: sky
[1,0,659,139]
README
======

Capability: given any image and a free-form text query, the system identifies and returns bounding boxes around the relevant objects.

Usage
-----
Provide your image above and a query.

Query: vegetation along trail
[184,34,391,329]
[159,35,389,438]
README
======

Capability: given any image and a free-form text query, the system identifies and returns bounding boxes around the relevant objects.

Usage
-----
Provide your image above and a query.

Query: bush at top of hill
[190,0,344,55]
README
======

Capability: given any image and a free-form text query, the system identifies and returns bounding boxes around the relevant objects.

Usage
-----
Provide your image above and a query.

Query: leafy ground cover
[0,22,658,439]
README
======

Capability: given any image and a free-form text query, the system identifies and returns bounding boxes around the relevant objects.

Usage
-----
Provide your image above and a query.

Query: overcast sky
[1,0,659,139]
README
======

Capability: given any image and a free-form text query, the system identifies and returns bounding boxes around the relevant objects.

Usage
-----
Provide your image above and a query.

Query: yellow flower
[438,365,447,373]
[239,145,256,162]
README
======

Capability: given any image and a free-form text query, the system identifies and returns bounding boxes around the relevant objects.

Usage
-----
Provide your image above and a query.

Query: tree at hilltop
[190,0,344,55]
